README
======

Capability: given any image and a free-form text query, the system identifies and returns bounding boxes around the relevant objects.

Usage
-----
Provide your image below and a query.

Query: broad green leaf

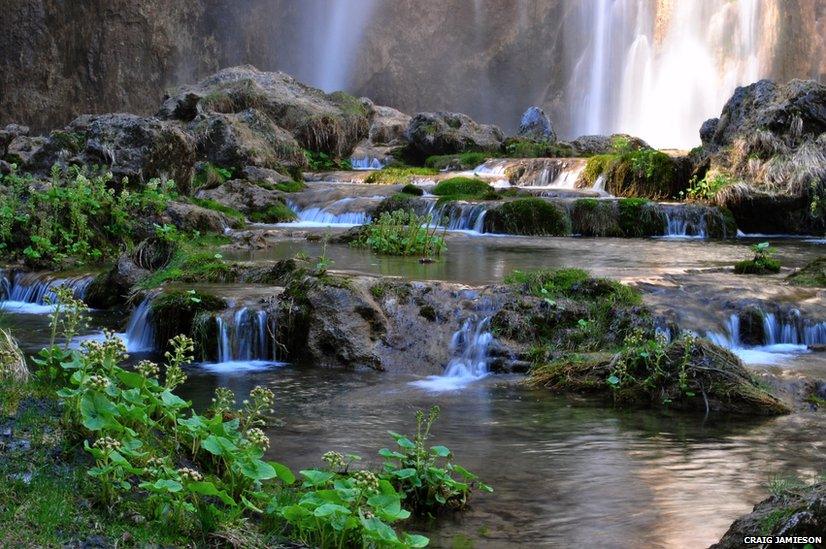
[430,445,451,457]
[186,481,236,506]
[313,503,351,517]
[403,534,430,548]
[238,458,276,481]
[268,461,295,484]
[80,393,119,431]
[392,468,417,479]
[201,435,237,457]
[160,390,188,409]
[300,469,335,487]
[116,369,144,388]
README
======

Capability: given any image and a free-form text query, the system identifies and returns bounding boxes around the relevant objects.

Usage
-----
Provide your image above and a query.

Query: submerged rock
[517,106,556,142]
[406,111,504,157]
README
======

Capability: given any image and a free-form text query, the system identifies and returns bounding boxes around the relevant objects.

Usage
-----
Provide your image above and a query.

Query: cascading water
[429,202,489,233]
[413,316,494,391]
[350,156,385,171]
[662,205,708,239]
[124,298,155,353]
[568,0,767,147]
[0,271,94,314]
[206,307,280,372]
[311,0,379,91]
[706,309,826,365]
[285,198,373,227]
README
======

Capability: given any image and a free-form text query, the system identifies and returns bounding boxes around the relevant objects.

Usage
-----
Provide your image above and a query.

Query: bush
[400,183,424,196]
[0,166,176,268]
[484,198,571,236]
[734,242,781,275]
[248,202,297,223]
[431,177,493,200]
[364,167,439,184]
[683,172,733,201]
[353,209,446,257]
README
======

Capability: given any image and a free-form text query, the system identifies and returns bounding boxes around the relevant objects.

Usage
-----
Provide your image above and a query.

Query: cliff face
[1,0,824,135]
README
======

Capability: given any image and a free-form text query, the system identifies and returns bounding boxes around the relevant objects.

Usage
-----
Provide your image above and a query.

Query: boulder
[196,179,287,214]
[368,105,411,146]
[241,165,293,186]
[716,183,823,235]
[569,133,649,155]
[189,108,306,171]
[159,65,369,158]
[0,124,29,157]
[517,106,556,142]
[85,254,151,308]
[163,201,236,233]
[405,111,504,157]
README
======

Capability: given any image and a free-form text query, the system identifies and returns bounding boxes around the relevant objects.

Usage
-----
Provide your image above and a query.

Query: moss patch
[734,258,781,275]
[425,151,489,171]
[400,183,424,196]
[617,198,665,237]
[137,234,234,288]
[364,167,439,184]
[149,290,226,352]
[485,198,571,236]
[249,201,297,223]
[188,197,246,222]
[787,257,826,286]
[571,198,622,237]
[431,177,494,200]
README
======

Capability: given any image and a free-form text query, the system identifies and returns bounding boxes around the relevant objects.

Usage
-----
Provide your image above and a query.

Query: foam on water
[413,317,493,392]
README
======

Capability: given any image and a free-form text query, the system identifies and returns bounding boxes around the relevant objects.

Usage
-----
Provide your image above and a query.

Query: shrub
[734,242,781,275]
[248,202,297,223]
[431,177,494,200]
[353,209,446,257]
[683,172,733,201]
[0,166,176,268]
[364,167,438,184]
[400,183,424,196]
[484,198,571,236]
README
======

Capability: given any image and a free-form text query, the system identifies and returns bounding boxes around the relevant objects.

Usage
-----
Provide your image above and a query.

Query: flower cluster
[93,436,122,453]
[323,451,346,471]
[163,335,194,389]
[82,331,128,367]
[177,467,203,482]
[242,385,275,428]
[351,470,379,494]
[246,428,270,449]
[136,360,160,378]
[145,456,167,477]
[86,374,110,391]
[210,387,236,416]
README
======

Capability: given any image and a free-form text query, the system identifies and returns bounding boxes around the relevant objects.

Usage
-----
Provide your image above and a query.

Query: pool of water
[224,233,823,284]
[178,365,826,548]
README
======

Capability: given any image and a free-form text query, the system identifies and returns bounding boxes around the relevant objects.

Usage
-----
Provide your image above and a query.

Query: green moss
[326,91,369,118]
[571,198,622,237]
[150,290,226,352]
[137,233,234,288]
[485,198,571,236]
[401,183,424,196]
[582,149,682,199]
[49,131,86,154]
[188,197,246,222]
[734,257,781,275]
[759,508,798,535]
[581,154,616,186]
[504,268,641,306]
[272,180,306,193]
[425,151,489,171]
[617,198,665,237]
[249,202,297,223]
[374,193,415,217]
[431,177,494,200]
[192,162,233,191]
[787,257,826,287]
[364,167,439,184]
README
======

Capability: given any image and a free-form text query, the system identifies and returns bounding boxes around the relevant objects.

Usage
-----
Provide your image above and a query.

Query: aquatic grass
[353,209,446,257]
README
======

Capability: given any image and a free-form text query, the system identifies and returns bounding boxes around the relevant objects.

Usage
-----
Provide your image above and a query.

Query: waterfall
[0,271,93,313]
[285,198,372,227]
[662,205,708,239]
[706,309,826,364]
[413,316,494,391]
[429,202,489,233]
[124,298,155,353]
[213,308,274,366]
[312,0,379,91]
[568,0,767,148]
[350,156,385,171]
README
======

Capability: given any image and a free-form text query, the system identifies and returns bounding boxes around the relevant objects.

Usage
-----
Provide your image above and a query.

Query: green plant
[192,163,233,191]
[188,197,246,223]
[354,209,446,257]
[0,327,28,383]
[617,198,664,237]
[379,406,491,516]
[248,202,297,223]
[364,167,439,185]
[269,180,306,193]
[734,242,781,275]
[683,172,733,201]
[400,184,424,196]
[304,150,351,172]
[424,151,489,170]
[431,177,494,200]
[484,198,571,236]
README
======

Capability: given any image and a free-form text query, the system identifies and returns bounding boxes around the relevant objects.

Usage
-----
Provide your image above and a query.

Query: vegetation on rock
[424,151,489,171]
[580,147,682,199]
[248,202,297,223]
[787,257,826,287]
[365,166,439,184]
[734,242,781,275]
[485,198,571,236]
[353,209,446,257]
[617,198,665,237]
[431,177,496,201]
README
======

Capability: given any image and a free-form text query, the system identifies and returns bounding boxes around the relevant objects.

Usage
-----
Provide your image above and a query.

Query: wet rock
[160,65,369,158]
[716,183,820,235]
[712,482,826,548]
[406,111,504,157]
[788,257,826,288]
[517,106,556,142]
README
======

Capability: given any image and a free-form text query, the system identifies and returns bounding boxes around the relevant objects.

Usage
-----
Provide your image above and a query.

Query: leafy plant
[379,406,491,515]
[353,209,446,257]
[304,150,352,171]
[682,172,733,201]
[734,242,781,275]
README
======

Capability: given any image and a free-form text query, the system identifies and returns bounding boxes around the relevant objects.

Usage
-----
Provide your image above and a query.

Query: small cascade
[413,316,494,391]
[124,298,155,353]
[214,308,274,365]
[705,309,826,364]
[473,160,509,177]
[429,202,489,233]
[350,156,385,171]
[286,198,372,226]
[0,271,94,313]
[662,205,708,238]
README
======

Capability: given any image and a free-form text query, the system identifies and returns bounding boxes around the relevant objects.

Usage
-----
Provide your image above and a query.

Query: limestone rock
[517,106,556,142]
[406,111,504,157]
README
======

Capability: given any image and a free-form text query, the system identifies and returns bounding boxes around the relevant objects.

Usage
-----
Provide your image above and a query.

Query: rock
[484,198,572,236]
[715,183,821,235]
[241,165,292,186]
[405,111,504,157]
[368,105,411,146]
[787,257,826,287]
[702,79,826,149]
[160,65,369,158]
[0,124,29,157]
[5,135,46,167]
[570,133,649,155]
[712,482,826,548]
[0,160,11,175]
[196,179,287,214]
[517,106,556,142]
[163,201,236,233]
[85,254,152,308]
[189,108,306,171]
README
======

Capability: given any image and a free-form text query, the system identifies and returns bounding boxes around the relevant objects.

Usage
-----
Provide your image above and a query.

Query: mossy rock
[249,201,297,223]
[424,151,488,171]
[400,183,424,196]
[570,198,623,237]
[734,257,781,275]
[484,198,571,236]
[364,167,438,184]
[529,338,790,415]
[150,290,226,353]
[787,257,826,287]
[431,177,493,199]
[617,198,665,237]
[374,193,415,217]
[581,149,685,199]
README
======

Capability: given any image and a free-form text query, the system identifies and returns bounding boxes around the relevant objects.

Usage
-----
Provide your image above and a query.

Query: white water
[706,311,826,365]
[569,0,765,148]
[351,156,385,171]
[124,298,155,353]
[0,271,93,314]
[413,316,493,391]
[470,160,585,189]
[312,0,379,91]
[203,308,282,372]
[285,198,372,227]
